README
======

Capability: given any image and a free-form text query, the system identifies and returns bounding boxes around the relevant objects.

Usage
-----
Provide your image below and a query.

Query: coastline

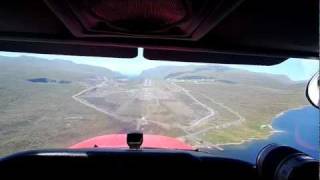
[213,105,310,150]
[272,105,309,120]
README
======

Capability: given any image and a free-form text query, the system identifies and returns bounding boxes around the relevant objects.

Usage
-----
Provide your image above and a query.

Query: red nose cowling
[69,134,193,150]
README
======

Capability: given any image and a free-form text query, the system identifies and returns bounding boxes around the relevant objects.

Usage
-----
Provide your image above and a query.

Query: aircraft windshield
[0,50,318,160]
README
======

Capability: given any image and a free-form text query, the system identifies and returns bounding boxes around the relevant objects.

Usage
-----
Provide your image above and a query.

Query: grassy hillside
[0,57,125,156]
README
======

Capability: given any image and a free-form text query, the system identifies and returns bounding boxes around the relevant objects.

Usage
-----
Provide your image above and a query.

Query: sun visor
[144,49,286,66]
[0,39,138,58]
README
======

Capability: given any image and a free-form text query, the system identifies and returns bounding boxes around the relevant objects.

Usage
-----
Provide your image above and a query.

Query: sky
[0,49,318,81]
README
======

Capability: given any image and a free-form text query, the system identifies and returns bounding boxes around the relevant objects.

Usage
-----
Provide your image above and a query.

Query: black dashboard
[0,145,318,179]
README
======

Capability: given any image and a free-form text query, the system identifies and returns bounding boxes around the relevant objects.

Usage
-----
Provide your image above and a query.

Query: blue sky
[0,49,318,81]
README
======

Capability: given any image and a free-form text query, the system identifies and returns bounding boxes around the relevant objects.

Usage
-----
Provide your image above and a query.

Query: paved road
[72,78,244,148]
[72,78,130,121]
[170,82,215,127]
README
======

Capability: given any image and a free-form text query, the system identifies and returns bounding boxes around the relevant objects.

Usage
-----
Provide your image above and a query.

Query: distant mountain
[139,65,199,79]
[139,65,303,89]
[140,65,232,79]
[0,56,122,82]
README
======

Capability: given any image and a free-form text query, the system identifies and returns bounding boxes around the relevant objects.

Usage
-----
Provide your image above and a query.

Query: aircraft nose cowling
[69,134,193,150]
